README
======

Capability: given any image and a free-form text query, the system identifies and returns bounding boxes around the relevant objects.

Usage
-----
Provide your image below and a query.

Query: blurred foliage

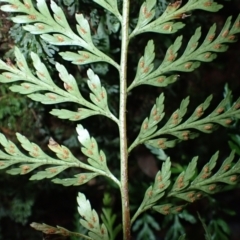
[8,23,59,64]
[0,0,240,239]
[132,213,160,240]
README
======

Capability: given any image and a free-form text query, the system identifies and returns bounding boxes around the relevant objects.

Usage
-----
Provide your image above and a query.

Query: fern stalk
[119,0,131,239]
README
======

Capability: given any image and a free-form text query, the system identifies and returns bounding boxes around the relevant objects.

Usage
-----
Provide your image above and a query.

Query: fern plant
[0,0,240,239]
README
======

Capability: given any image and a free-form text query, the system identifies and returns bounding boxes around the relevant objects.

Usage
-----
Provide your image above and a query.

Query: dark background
[0,0,240,239]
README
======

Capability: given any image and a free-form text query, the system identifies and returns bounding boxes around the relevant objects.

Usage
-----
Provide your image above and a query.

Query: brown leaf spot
[143,67,149,73]
[176,206,183,212]
[157,175,162,182]
[234,103,240,110]
[225,119,232,125]
[37,24,44,30]
[147,190,153,197]
[204,124,212,130]
[184,62,192,69]
[101,227,105,235]
[64,83,73,91]
[23,83,30,89]
[33,146,39,152]
[49,168,57,173]
[204,1,212,6]
[188,192,194,198]
[169,0,182,9]
[99,155,104,162]
[167,53,175,62]
[159,183,165,189]
[178,176,184,183]
[11,4,18,9]
[92,216,96,223]
[142,6,152,18]
[191,43,198,49]
[235,21,240,28]
[158,139,166,149]
[38,72,45,78]
[142,6,147,14]
[190,197,196,202]
[214,44,221,49]
[152,108,157,116]
[182,131,189,140]
[140,61,145,68]
[223,164,230,171]
[24,3,31,9]
[90,142,95,149]
[17,61,23,67]
[172,112,178,120]
[173,13,184,19]
[177,182,184,188]
[91,83,97,89]
[228,35,236,41]
[28,15,36,20]
[197,193,202,198]
[87,150,93,155]
[83,54,89,59]
[208,34,215,41]
[4,74,12,79]
[80,27,87,34]
[57,35,64,42]
[163,205,170,214]
[196,106,203,117]
[208,184,216,191]
[78,175,87,184]
[46,228,56,234]
[203,166,209,173]
[222,30,229,38]
[143,123,148,130]
[101,92,105,99]
[88,223,94,229]
[21,165,30,174]
[8,144,15,154]
[31,151,39,157]
[216,107,224,114]
[6,58,14,67]
[62,149,70,159]
[230,175,237,182]
[202,173,209,179]
[163,24,172,31]
[205,52,211,59]
[157,77,165,83]
[145,12,152,18]
[47,94,56,100]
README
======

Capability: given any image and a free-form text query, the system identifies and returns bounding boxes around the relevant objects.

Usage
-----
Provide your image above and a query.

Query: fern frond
[30,222,93,240]
[128,15,240,90]
[131,158,171,223]
[129,92,240,152]
[0,132,119,186]
[130,0,223,38]
[132,151,240,222]
[77,192,110,240]
[0,47,118,123]
[0,0,119,69]
[93,0,122,21]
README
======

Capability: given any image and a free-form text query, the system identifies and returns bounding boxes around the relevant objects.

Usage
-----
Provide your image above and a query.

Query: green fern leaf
[77,192,110,240]
[52,172,99,186]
